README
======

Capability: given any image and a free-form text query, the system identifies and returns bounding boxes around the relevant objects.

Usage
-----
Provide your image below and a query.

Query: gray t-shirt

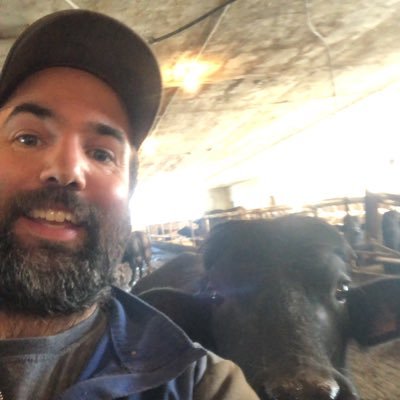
[0,308,107,400]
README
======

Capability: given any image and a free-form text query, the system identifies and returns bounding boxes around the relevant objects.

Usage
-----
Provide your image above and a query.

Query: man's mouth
[27,209,78,225]
[12,208,84,244]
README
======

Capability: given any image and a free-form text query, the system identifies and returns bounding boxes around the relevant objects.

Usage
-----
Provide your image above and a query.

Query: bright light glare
[163,58,220,93]
[139,136,158,157]
[131,80,400,228]
[225,81,400,210]
[130,172,208,229]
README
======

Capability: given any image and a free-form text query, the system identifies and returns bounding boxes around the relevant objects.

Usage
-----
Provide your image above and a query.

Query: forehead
[2,67,133,142]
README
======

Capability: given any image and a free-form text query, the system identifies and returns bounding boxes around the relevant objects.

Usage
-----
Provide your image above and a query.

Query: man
[0,9,258,400]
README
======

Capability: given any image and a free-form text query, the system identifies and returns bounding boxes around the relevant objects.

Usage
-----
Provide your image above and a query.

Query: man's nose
[39,139,87,190]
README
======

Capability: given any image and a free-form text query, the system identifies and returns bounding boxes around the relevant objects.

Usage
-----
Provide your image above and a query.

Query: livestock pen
[147,192,400,275]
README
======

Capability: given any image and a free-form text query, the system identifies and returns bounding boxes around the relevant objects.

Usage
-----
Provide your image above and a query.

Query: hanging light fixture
[163,57,220,93]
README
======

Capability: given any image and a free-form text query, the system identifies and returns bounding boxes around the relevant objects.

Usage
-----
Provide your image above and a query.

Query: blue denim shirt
[57,287,207,400]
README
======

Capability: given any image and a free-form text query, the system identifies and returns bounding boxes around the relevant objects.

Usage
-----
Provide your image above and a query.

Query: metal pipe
[375,257,400,265]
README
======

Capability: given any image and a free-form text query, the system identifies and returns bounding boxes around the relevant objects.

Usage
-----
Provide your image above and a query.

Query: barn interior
[2,2,400,398]
[3,1,400,229]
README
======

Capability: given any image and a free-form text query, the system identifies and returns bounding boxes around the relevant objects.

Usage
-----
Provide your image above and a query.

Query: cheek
[87,175,130,215]
[0,155,41,194]
[315,304,345,348]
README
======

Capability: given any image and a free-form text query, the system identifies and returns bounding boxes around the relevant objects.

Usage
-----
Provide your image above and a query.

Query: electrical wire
[63,0,80,9]
[149,1,233,137]
[304,0,337,100]
[149,0,238,44]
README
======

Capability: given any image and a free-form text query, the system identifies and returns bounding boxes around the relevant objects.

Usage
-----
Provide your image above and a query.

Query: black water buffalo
[121,230,152,282]
[113,231,153,291]
[382,210,400,274]
[134,215,400,400]
[341,214,364,250]
[132,252,204,294]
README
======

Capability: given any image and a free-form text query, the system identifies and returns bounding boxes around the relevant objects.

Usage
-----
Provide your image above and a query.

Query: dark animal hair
[202,215,349,271]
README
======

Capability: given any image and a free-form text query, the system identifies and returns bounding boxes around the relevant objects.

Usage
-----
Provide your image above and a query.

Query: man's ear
[348,277,400,346]
[139,288,215,350]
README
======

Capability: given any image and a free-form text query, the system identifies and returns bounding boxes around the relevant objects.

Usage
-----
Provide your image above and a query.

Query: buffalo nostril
[318,380,340,399]
[265,378,341,400]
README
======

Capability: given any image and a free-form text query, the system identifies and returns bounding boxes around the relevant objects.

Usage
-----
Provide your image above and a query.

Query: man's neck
[0,305,98,339]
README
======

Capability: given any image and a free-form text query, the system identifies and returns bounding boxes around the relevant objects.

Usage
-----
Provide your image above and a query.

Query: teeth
[29,209,77,224]
[47,210,56,222]
[32,210,41,219]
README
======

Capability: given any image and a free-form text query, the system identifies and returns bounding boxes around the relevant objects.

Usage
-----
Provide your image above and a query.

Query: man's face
[0,67,134,315]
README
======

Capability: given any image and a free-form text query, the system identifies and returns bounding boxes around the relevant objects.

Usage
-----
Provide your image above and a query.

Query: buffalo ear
[348,278,400,346]
[139,288,215,350]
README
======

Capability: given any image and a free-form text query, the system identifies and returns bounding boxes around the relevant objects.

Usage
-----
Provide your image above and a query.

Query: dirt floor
[348,338,400,399]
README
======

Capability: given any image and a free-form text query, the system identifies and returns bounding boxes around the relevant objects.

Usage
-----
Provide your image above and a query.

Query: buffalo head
[138,216,400,400]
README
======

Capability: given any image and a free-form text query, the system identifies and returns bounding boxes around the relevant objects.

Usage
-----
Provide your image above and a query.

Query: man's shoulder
[193,352,260,400]
[109,289,259,399]
[74,289,258,399]
[108,287,207,371]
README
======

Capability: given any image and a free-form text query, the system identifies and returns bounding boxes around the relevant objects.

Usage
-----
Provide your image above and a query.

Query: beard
[0,187,131,317]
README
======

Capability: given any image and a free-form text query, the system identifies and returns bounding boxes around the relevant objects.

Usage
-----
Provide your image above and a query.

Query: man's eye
[16,134,40,147]
[89,149,115,163]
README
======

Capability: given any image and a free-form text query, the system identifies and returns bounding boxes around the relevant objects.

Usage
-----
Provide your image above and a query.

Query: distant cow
[135,215,400,400]
[121,231,152,286]
[382,210,400,274]
[341,214,364,250]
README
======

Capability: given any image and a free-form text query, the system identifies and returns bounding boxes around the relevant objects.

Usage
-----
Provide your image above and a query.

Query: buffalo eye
[210,291,224,305]
[203,282,224,305]
[335,280,350,303]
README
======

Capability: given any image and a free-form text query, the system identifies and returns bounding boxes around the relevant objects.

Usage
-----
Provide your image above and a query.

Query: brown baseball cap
[0,9,162,149]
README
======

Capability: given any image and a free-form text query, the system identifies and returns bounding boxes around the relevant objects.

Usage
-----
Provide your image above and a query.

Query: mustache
[2,187,100,232]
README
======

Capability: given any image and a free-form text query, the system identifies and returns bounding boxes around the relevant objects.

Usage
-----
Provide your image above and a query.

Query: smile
[28,209,78,225]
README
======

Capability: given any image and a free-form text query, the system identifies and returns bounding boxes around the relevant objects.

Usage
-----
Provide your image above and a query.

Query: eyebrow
[89,122,126,144]
[5,102,54,123]
[4,102,127,143]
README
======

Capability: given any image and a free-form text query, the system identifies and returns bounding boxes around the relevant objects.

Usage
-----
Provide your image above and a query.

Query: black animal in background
[382,210,400,274]
[135,215,400,400]
[121,231,152,284]
[132,252,204,295]
[341,214,364,250]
